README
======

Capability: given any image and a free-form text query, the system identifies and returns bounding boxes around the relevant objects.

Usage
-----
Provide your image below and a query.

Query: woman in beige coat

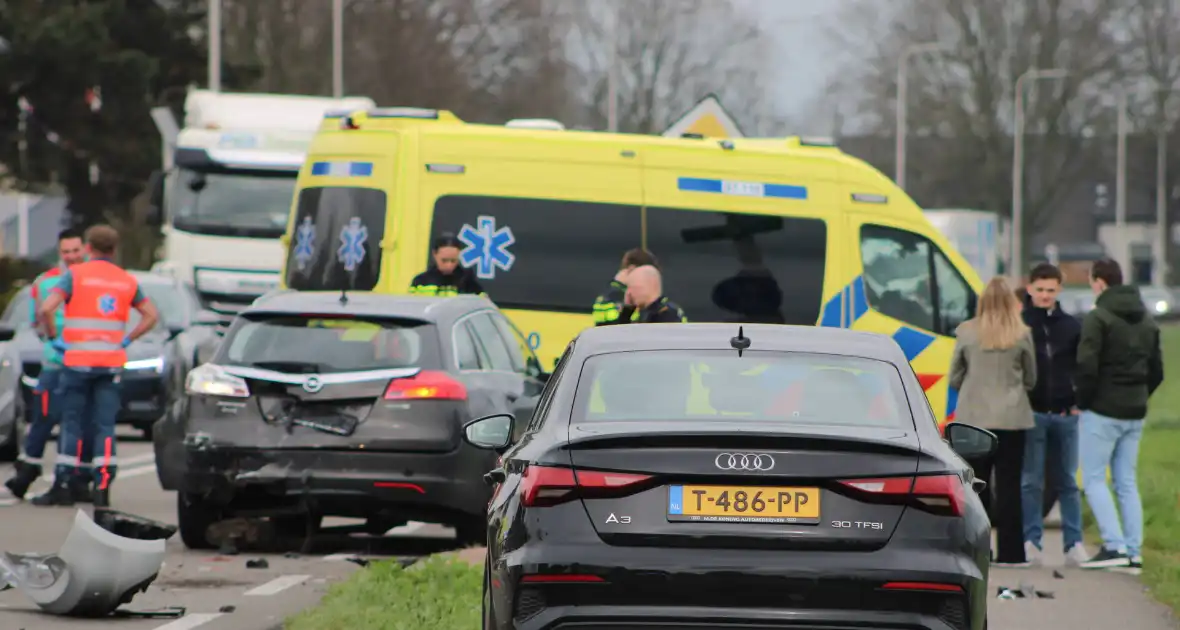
[949,276,1037,566]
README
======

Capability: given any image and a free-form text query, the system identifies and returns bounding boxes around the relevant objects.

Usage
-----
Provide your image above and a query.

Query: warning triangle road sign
[661,94,745,139]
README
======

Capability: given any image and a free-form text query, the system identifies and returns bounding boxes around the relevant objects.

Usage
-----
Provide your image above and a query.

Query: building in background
[0,192,68,263]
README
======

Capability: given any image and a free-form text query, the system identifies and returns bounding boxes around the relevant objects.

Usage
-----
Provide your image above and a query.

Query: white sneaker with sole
[1064,543,1089,567]
[1025,541,1044,567]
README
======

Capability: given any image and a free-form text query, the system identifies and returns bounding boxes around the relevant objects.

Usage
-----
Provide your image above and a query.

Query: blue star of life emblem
[337,217,368,272]
[97,294,117,316]
[458,215,516,279]
[293,216,316,269]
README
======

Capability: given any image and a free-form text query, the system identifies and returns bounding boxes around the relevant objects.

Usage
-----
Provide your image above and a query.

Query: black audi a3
[463,324,997,630]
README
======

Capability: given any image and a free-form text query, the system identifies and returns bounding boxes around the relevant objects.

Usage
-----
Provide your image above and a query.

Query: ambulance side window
[859,225,974,337]
[431,195,640,312]
[932,250,974,334]
[645,208,827,325]
[860,226,935,332]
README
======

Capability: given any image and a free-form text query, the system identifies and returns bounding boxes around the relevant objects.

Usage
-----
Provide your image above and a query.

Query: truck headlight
[185,364,250,398]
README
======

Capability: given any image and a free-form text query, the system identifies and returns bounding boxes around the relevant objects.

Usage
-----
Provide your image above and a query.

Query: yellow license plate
[667,485,821,524]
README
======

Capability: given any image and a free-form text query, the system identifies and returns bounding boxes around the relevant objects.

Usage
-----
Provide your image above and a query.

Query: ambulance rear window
[284,187,386,292]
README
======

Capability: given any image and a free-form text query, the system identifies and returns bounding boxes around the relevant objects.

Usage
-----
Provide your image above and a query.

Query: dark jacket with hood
[1075,285,1164,420]
[1022,293,1082,413]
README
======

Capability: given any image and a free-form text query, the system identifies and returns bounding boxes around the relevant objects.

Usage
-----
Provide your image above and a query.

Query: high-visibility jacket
[61,260,139,368]
[408,267,486,298]
[30,267,66,367]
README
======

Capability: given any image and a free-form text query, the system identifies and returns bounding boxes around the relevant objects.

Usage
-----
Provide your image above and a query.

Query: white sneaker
[1064,543,1089,567]
[1025,541,1044,567]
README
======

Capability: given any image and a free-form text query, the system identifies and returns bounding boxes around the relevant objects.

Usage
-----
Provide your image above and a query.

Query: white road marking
[119,464,158,479]
[151,613,223,630]
[323,552,357,562]
[244,574,310,596]
[121,453,157,467]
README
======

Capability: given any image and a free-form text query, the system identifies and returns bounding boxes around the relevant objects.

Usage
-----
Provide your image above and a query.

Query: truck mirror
[146,171,165,224]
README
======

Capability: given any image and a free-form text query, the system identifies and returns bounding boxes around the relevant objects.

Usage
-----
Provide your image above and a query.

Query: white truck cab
[148,90,375,316]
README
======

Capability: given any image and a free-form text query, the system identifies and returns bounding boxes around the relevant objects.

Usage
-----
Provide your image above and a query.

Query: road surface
[1,430,1175,630]
[0,430,458,630]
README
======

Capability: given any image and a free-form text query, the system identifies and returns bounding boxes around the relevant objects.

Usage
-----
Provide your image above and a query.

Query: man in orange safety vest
[34,224,159,508]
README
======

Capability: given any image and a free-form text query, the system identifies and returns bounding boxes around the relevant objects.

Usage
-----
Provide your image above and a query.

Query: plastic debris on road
[0,509,175,617]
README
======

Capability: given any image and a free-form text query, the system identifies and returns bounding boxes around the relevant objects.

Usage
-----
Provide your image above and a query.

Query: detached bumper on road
[181,445,492,523]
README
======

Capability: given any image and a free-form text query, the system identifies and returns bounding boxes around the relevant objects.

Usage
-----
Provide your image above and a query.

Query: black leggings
[974,429,1027,564]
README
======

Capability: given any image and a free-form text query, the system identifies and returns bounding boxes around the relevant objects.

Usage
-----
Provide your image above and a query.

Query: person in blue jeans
[1075,258,1163,571]
[1019,263,1087,566]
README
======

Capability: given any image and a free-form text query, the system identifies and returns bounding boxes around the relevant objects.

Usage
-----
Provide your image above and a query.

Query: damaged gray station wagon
[152,290,549,549]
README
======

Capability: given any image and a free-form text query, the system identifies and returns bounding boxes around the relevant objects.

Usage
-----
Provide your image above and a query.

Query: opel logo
[715,453,775,471]
[302,376,324,394]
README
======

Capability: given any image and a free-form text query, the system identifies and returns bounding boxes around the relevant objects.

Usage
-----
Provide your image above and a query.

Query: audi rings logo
[714,453,775,471]
[302,376,324,394]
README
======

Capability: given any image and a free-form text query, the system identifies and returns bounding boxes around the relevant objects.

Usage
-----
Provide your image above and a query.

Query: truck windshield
[167,167,295,238]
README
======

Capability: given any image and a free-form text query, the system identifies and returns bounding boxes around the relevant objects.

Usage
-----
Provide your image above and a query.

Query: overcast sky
[739,0,858,132]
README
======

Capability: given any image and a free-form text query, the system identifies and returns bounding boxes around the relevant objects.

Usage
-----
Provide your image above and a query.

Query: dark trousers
[975,429,1027,564]
[21,369,94,469]
[55,368,122,488]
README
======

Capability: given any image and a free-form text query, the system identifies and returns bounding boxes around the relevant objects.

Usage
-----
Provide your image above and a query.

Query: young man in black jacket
[1020,263,1087,567]
[1076,259,1164,571]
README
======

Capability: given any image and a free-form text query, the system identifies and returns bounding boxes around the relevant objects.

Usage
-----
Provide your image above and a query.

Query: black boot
[91,483,109,509]
[30,475,76,507]
[4,461,42,499]
[72,475,94,504]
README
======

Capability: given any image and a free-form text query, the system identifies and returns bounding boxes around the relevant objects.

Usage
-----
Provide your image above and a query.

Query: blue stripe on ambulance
[677,177,808,200]
[818,274,958,419]
[311,161,374,177]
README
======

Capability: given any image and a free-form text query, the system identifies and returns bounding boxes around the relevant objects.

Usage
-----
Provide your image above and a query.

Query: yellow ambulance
[278,107,982,425]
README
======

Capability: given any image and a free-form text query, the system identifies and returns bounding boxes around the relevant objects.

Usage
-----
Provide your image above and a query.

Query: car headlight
[124,357,165,372]
[1154,300,1168,314]
[185,364,250,398]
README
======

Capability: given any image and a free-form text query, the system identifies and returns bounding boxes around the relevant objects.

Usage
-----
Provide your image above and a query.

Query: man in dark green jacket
[1076,258,1163,572]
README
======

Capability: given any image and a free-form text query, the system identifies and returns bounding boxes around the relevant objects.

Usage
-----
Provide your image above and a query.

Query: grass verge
[285,555,482,630]
[1133,324,1180,614]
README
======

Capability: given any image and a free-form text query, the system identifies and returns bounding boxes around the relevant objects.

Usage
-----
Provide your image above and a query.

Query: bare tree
[822,0,1131,255]
[215,0,574,123]
[562,0,773,134]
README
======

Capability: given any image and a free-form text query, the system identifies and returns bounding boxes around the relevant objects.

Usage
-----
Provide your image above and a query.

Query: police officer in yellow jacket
[593,248,659,325]
[409,234,487,297]
[621,265,688,324]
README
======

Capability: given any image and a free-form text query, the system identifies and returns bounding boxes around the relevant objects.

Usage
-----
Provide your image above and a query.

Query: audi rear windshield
[572,350,912,428]
[217,315,441,374]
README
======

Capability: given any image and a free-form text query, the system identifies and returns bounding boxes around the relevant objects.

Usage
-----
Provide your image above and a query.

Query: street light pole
[208,0,221,92]
[606,0,618,132]
[895,43,946,190]
[332,0,344,98]
[1010,67,1068,283]
[1115,89,1129,277]
[1156,127,1167,286]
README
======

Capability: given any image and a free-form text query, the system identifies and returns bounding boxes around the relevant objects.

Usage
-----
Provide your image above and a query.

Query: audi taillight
[383,370,467,401]
[837,474,965,517]
[520,465,653,508]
